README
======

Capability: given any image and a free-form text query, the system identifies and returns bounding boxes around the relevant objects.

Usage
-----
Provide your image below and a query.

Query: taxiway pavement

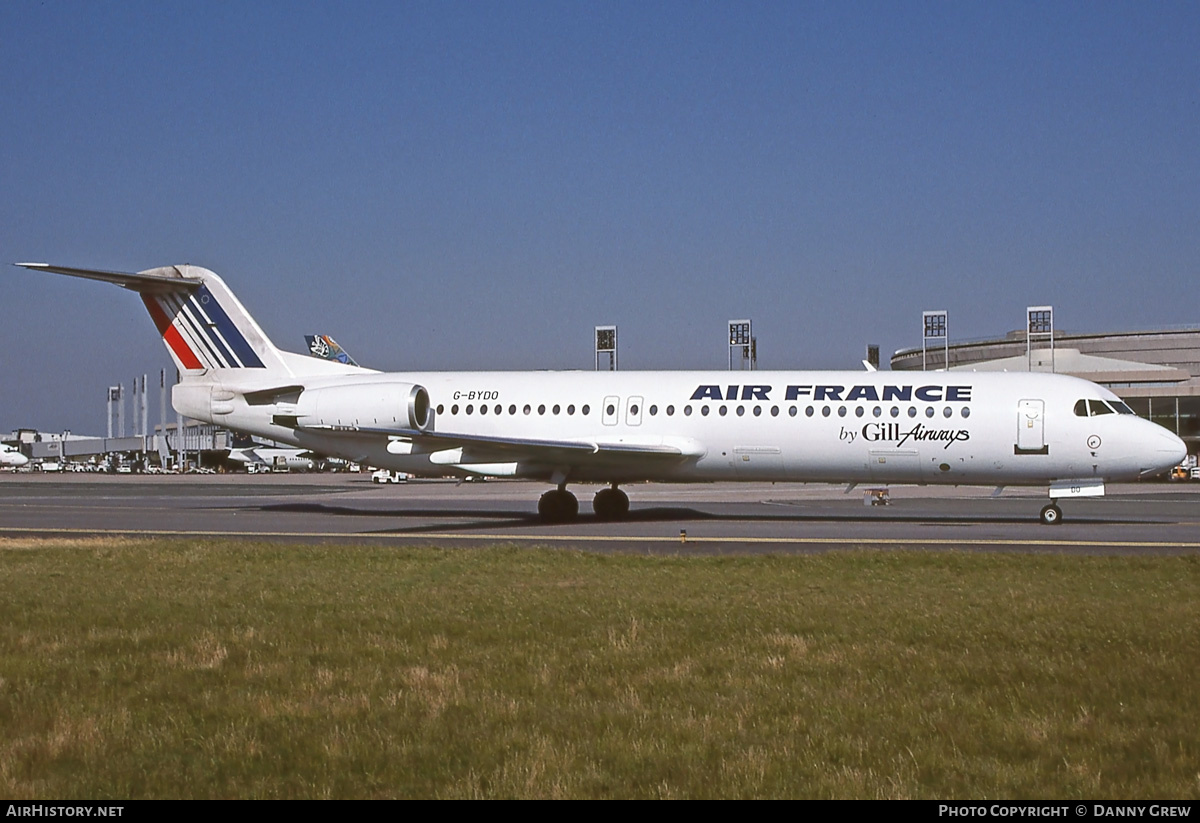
[2,474,1199,554]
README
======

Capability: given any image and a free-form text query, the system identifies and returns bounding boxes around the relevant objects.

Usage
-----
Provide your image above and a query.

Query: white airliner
[18,263,1186,525]
[1,444,29,468]
[226,445,318,473]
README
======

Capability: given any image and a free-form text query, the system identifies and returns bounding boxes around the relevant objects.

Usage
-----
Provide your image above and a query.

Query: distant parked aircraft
[1,444,29,468]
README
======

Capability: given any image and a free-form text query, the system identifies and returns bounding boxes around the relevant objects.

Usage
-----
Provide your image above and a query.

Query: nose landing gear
[1039,503,1063,526]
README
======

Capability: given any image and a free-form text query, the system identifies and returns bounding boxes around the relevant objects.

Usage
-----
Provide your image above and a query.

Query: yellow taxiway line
[2,526,1200,550]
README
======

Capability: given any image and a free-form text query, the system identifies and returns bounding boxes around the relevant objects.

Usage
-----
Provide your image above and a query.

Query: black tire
[539,489,579,523]
[1040,504,1063,526]
[593,487,630,521]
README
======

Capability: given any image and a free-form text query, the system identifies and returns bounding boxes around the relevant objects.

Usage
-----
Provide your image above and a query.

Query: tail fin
[138,266,289,373]
[305,334,360,367]
[18,263,292,376]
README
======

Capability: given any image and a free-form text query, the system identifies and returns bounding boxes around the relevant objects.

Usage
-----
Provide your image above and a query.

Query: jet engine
[294,381,431,432]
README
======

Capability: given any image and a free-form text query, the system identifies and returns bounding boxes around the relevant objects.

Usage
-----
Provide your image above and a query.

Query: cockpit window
[1075,399,1121,417]
[1111,401,1135,415]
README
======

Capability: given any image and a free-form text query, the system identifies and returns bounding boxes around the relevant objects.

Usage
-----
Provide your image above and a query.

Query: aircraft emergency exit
[17,263,1186,525]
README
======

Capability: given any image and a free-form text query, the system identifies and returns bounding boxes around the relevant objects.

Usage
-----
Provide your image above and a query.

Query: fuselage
[0,445,29,468]
[188,368,1186,487]
[20,262,1190,523]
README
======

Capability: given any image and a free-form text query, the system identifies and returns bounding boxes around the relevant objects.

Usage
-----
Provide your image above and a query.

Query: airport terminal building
[892,327,1200,457]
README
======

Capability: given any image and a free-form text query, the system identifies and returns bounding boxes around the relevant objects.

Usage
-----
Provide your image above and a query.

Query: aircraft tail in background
[306,334,360,367]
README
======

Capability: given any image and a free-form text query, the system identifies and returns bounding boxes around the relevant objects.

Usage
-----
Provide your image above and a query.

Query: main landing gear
[1039,503,1063,526]
[537,487,579,523]
[592,485,630,521]
[536,484,630,523]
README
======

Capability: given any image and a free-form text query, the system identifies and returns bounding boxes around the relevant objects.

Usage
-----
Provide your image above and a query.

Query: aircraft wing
[295,423,706,466]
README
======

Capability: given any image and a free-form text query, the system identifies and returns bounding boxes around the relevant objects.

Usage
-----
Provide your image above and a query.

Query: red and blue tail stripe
[142,285,266,370]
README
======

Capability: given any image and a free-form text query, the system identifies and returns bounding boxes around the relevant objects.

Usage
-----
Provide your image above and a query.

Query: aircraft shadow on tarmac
[255,501,1149,533]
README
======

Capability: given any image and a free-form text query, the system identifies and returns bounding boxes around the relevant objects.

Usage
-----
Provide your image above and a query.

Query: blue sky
[4,1,1198,434]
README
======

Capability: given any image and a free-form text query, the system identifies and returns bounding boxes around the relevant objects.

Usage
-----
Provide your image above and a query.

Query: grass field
[1,538,1198,799]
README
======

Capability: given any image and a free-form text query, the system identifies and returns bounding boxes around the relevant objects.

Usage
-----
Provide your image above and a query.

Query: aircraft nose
[1142,426,1187,476]
[1164,430,1188,466]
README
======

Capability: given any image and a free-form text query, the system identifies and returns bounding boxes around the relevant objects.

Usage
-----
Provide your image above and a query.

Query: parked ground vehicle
[371,469,408,484]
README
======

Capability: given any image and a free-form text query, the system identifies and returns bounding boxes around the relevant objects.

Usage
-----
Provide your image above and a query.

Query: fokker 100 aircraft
[18,263,1186,525]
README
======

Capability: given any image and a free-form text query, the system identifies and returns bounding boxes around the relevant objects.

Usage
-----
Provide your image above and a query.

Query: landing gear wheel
[538,489,579,523]
[593,487,631,521]
[1040,504,1063,526]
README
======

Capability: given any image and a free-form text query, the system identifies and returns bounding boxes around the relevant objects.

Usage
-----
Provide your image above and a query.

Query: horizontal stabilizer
[16,263,202,294]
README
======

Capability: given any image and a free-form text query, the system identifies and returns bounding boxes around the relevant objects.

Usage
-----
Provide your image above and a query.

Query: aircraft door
[602,396,619,426]
[1016,399,1046,453]
[868,449,922,482]
[626,396,644,426]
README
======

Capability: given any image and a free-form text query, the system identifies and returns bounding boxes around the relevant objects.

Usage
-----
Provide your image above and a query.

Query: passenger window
[523,404,531,415]
[649,405,658,416]
[567,404,575,415]
[702,406,711,416]
[666,405,675,416]
[509,404,516,415]
[854,406,864,418]
[582,405,590,415]
[452,404,460,415]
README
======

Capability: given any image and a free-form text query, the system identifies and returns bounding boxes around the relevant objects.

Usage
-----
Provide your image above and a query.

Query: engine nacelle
[295,381,431,431]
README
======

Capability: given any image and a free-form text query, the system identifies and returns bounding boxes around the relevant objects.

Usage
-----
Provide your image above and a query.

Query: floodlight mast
[922,310,948,371]
[728,319,753,370]
[594,325,617,371]
[866,344,880,370]
[1027,306,1054,372]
